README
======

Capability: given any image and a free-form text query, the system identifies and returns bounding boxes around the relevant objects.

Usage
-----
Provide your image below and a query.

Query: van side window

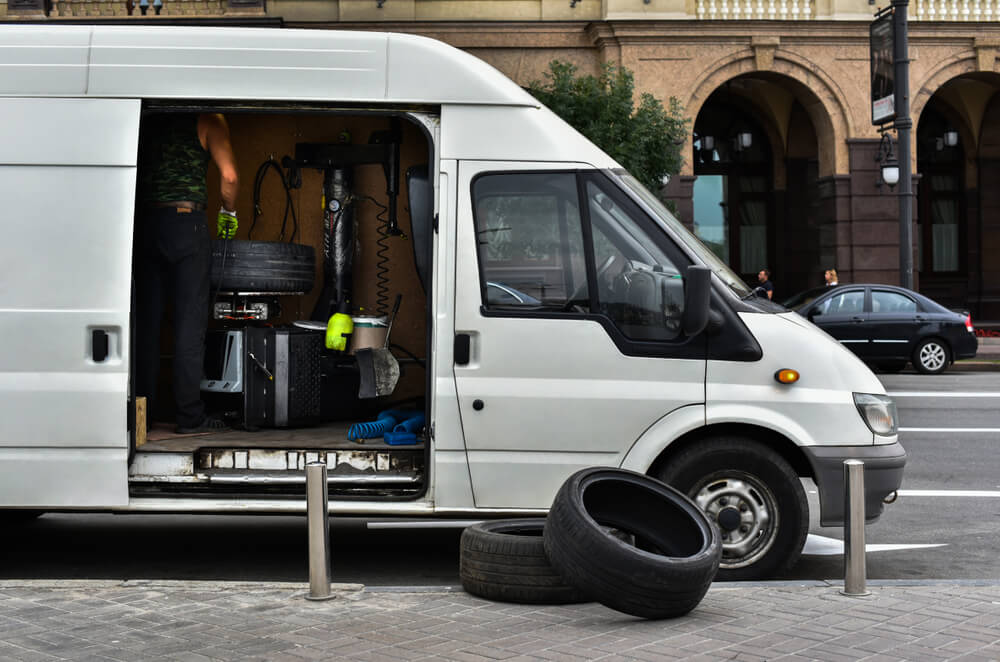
[584,178,685,341]
[473,173,588,310]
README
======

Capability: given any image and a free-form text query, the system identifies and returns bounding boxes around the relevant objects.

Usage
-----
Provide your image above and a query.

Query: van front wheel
[656,438,808,581]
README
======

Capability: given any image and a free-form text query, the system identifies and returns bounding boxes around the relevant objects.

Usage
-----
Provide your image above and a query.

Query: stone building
[5,0,999,315]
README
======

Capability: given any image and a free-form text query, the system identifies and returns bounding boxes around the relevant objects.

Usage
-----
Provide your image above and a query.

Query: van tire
[542,468,721,619]
[459,519,588,605]
[656,437,808,581]
[210,240,315,293]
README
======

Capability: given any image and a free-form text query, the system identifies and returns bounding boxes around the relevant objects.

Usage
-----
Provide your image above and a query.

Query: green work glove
[217,208,238,239]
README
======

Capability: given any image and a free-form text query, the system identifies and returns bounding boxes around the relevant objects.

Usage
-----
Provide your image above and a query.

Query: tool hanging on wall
[289,119,403,334]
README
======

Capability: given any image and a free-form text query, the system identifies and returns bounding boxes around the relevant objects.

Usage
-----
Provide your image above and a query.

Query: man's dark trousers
[135,206,210,429]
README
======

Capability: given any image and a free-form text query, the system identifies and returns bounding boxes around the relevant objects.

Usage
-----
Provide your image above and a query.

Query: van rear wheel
[656,438,808,581]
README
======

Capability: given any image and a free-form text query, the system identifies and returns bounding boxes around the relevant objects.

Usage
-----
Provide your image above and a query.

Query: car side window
[871,290,917,314]
[818,290,865,315]
[584,178,686,341]
[472,173,586,310]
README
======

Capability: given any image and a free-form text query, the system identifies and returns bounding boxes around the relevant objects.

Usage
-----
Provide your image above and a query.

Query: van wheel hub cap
[693,475,779,568]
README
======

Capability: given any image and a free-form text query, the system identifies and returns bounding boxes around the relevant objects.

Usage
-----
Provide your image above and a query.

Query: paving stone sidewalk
[0,580,998,661]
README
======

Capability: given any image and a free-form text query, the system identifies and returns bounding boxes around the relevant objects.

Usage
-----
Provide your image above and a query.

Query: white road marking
[888,391,1000,398]
[900,427,1000,432]
[803,534,946,556]
[897,489,1000,497]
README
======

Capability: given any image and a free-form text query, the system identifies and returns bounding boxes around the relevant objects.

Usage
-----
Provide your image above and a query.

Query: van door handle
[851,316,865,323]
[92,329,109,362]
[454,334,471,366]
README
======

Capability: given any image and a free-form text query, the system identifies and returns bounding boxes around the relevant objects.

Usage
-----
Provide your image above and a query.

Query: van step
[129,446,423,484]
[204,470,420,485]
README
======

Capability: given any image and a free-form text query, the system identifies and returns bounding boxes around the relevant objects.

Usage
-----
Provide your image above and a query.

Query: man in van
[135,113,240,434]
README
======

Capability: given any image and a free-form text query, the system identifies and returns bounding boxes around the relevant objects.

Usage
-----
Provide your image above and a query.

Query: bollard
[840,459,870,597]
[305,461,335,601]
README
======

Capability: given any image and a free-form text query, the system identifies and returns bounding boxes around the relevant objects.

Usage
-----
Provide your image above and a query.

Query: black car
[783,284,978,374]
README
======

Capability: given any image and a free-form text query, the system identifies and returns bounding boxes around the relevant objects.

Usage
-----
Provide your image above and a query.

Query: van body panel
[0,27,91,96]
[0,98,136,506]
[0,449,128,507]
[707,313,885,447]
[619,403,707,472]
[440,106,617,165]
[89,28,390,102]
[453,160,706,509]
[0,99,139,167]
[0,25,535,107]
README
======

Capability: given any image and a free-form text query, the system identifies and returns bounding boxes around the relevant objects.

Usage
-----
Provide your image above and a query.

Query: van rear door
[0,98,138,507]
[453,162,706,509]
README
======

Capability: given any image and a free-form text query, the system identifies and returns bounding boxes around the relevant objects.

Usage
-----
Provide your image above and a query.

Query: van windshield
[613,170,753,299]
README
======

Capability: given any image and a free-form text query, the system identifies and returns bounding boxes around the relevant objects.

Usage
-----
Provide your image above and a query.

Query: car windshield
[613,170,754,299]
[782,286,831,311]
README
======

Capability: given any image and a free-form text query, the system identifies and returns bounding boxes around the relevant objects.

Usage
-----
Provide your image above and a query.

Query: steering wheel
[563,254,617,311]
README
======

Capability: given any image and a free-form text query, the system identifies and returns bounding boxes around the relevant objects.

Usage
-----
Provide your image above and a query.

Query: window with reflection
[472,171,690,343]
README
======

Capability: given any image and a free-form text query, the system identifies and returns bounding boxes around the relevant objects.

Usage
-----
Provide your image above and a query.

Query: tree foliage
[527,61,690,193]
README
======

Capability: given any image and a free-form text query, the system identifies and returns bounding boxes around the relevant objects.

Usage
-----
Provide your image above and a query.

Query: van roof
[0,25,541,106]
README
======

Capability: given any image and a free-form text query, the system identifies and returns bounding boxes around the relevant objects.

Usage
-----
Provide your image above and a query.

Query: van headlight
[853,393,898,436]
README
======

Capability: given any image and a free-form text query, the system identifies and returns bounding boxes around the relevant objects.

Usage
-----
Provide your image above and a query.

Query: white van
[0,24,904,580]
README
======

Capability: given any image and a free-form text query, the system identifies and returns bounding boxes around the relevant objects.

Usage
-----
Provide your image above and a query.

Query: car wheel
[459,519,588,605]
[656,437,808,581]
[913,338,950,374]
[542,468,721,619]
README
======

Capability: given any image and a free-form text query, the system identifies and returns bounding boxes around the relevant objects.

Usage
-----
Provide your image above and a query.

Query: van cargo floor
[140,422,421,452]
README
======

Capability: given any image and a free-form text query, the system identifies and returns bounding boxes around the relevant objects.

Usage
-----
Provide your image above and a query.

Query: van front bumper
[803,442,907,527]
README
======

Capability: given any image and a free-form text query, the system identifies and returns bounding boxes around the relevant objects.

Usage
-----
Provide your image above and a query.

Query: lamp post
[893,0,914,290]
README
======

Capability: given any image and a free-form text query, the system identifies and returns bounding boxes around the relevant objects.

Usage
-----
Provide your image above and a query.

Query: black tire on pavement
[912,337,951,374]
[656,437,808,581]
[459,519,589,605]
[210,240,315,293]
[542,468,721,619]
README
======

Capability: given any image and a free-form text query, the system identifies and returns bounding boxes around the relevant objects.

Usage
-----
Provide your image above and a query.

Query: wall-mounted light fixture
[875,131,899,191]
[734,131,753,151]
[376,0,386,7]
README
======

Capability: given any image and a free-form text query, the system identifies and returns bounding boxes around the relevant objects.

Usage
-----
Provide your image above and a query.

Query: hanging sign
[870,11,896,125]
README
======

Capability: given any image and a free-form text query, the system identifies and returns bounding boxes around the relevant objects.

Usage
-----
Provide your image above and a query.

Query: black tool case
[243,327,324,429]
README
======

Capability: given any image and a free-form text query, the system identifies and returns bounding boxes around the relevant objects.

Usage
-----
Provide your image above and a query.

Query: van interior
[128,103,434,502]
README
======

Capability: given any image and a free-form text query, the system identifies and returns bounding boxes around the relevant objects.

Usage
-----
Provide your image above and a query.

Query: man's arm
[198,113,239,210]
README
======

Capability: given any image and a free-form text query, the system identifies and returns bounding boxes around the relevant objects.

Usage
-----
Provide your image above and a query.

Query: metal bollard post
[305,461,335,601]
[841,459,870,597]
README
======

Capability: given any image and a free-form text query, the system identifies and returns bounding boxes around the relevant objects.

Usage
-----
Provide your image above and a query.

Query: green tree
[527,60,690,194]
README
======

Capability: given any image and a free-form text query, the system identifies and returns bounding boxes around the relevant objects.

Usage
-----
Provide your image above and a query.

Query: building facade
[6,0,1000,314]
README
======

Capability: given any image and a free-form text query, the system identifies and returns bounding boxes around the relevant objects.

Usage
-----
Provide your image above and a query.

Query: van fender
[704,403,824,448]
[619,404,706,473]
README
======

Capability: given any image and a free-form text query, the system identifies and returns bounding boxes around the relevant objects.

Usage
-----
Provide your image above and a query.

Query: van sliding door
[0,98,138,507]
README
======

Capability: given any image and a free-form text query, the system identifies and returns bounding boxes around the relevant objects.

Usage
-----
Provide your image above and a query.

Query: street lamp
[875,132,899,190]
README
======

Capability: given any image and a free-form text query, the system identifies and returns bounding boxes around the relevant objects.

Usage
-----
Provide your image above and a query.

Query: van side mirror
[682,265,711,337]
[807,307,821,321]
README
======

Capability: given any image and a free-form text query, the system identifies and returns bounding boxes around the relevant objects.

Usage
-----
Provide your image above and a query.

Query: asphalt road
[2,368,997,585]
